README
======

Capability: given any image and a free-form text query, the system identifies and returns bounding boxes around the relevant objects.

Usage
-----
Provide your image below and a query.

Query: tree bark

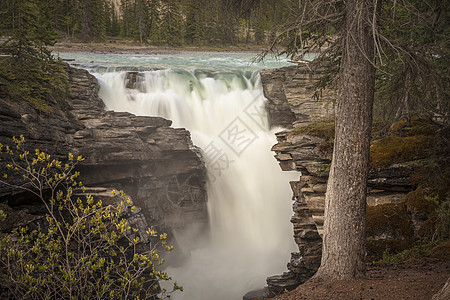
[313,0,376,280]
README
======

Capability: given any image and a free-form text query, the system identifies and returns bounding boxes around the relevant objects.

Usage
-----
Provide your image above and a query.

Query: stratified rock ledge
[0,65,208,248]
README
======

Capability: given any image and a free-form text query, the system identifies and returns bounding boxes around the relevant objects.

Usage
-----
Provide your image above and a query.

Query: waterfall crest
[96,68,298,299]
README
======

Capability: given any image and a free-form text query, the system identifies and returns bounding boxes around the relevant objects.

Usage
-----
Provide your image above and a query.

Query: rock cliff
[0,65,208,247]
[260,66,335,129]
[258,65,418,297]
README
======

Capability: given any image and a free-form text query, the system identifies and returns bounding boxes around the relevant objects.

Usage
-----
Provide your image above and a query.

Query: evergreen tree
[110,2,121,37]
[185,0,204,44]
[120,0,132,37]
[374,0,449,125]
[160,0,182,46]
[105,0,113,36]
[147,0,162,44]
[202,0,219,44]
[259,0,448,281]
[217,0,237,45]
[0,0,68,112]
[253,4,266,44]
[44,0,76,38]
[78,0,106,42]
[134,0,158,44]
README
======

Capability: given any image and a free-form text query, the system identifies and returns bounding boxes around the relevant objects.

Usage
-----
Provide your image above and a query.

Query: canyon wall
[259,65,416,296]
[0,66,208,246]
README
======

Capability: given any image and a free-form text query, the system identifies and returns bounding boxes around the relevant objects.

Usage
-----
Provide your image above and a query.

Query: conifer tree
[78,0,106,42]
[0,0,67,112]
[185,0,204,44]
[160,0,182,46]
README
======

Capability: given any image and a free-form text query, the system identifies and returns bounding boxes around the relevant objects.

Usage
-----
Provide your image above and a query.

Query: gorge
[1,53,299,299]
[0,53,441,299]
[92,58,299,299]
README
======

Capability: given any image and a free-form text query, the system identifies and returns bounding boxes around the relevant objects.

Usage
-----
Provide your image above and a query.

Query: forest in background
[0,0,449,298]
[1,0,292,46]
[0,0,447,126]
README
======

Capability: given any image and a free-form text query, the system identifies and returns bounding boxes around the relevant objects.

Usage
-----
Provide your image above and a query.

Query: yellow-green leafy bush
[0,136,180,299]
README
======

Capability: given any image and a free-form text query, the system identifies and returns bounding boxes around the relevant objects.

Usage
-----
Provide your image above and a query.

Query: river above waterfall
[55,50,294,72]
[60,52,300,300]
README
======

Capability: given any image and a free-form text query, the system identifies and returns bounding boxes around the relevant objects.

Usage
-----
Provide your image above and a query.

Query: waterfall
[96,68,298,299]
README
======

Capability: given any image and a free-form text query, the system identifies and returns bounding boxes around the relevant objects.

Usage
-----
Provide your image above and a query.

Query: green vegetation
[292,118,443,170]
[366,117,449,261]
[369,135,433,168]
[0,0,293,47]
[366,203,415,259]
[0,136,179,299]
[375,241,450,265]
[292,117,449,261]
[291,119,335,156]
[0,0,69,112]
[369,118,444,169]
[366,190,449,262]
[291,119,335,140]
[373,0,449,127]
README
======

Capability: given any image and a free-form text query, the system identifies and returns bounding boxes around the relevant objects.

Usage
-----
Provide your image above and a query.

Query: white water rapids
[93,62,298,299]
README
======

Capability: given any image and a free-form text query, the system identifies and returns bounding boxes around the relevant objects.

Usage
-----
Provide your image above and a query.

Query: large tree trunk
[313,0,376,280]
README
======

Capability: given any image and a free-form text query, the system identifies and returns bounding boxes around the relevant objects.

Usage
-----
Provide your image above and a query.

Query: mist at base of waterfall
[163,131,297,300]
[96,66,299,300]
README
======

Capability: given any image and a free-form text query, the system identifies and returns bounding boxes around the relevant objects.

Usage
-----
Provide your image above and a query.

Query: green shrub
[378,241,450,265]
[0,136,180,299]
[366,203,415,259]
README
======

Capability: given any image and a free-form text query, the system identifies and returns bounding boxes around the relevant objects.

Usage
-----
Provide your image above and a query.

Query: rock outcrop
[260,66,335,129]
[0,65,208,247]
[257,65,418,297]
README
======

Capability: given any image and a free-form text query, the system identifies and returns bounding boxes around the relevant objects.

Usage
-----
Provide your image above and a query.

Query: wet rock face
[258,65,334,296]
[0,66,208,241]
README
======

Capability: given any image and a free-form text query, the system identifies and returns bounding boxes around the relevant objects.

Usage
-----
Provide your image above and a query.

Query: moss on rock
[366,203,415,259]
[291,119,335,140]
[369,135,433,168]
[405,187,438,234]
[370,117,442,169]
[388,117,438,137]
[291,119,335,155]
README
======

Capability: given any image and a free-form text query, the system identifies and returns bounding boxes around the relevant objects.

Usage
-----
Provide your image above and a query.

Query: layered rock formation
[261,66,335,129]
[0,65,208,246]
[257,65,417,297]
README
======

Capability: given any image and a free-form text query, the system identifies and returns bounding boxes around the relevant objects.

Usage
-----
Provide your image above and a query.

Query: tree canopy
[264,0,448,125]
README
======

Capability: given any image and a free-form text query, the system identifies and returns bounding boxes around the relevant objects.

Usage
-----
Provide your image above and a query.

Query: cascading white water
[95,67,298,299]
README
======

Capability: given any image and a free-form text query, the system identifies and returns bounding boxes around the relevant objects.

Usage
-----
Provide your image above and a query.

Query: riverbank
[49,41,267,56]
